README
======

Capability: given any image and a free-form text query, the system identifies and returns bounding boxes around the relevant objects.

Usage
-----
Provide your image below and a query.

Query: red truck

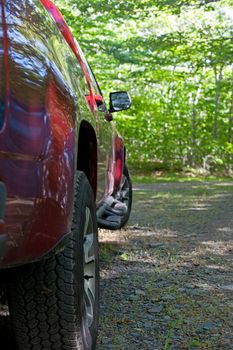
[0,1,132,349]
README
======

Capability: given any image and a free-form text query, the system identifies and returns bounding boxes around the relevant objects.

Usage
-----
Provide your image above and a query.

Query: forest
[55,0,233,175]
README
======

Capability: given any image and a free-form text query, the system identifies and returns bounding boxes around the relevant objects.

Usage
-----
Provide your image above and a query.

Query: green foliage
[55,0,233,173]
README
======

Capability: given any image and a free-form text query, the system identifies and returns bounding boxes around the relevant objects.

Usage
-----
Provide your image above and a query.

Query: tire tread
[7,172,98,350]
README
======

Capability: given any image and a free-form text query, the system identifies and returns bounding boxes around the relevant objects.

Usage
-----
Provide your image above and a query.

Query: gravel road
[97,181,233,349]
[1,181,233,349]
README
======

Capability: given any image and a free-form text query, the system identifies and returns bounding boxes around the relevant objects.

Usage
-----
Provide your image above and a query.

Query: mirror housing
[109,91,131,113]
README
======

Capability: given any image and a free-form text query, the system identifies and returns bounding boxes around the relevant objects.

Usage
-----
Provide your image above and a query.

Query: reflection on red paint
[0,1,77,265]
[44,78,74,197]
[0,220,4,234]
[40,0,95,111]
[114,136,123,190]
[4,197,67,264]
[47,79,73,153]
[1,0,9,130]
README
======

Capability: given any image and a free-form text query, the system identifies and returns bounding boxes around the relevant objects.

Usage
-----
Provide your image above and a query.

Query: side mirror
[109,91,131,113]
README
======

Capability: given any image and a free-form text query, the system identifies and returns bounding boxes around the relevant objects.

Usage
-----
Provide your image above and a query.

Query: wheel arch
[77,120,97,199]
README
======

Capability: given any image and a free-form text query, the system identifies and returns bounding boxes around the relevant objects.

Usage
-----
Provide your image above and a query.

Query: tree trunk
[190,68,205,168]
[213,65,223,139]
[227,86,233,174]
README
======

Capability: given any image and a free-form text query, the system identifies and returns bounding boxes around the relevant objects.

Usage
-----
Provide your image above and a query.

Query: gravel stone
[147,305,164,314]
[135,289,146,296]
[221,284,233,291]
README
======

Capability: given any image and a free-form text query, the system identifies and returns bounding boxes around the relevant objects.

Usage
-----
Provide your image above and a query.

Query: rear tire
[97,164,132,230]
[117,164,132,228]
[7,171,99,350]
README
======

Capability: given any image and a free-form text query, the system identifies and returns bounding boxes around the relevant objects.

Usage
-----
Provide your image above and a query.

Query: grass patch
[99,243,117,266]
[132,172,233,184]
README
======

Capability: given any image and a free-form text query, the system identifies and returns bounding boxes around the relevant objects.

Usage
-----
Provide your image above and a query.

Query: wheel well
[77,121,97,198]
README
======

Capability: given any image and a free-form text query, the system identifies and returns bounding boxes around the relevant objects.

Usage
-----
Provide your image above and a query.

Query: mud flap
[96,195,127,230]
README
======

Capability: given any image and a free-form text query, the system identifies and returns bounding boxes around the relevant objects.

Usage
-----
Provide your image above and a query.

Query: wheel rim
[83,207,96,329]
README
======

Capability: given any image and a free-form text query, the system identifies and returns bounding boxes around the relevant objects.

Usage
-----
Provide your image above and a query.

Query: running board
[96,195,127,230]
